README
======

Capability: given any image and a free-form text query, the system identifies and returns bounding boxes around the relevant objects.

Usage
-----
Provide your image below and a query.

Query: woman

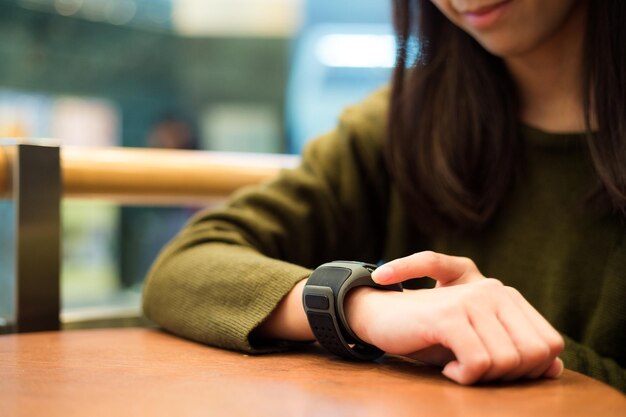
[143,0,626,390]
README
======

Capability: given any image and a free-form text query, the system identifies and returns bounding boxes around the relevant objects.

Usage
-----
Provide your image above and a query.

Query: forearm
[143,243,312,352]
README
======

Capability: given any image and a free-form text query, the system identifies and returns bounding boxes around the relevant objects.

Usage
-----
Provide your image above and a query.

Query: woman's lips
[462,0,512,29]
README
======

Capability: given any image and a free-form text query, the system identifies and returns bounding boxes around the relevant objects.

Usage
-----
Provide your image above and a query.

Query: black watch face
[303,261,386,361]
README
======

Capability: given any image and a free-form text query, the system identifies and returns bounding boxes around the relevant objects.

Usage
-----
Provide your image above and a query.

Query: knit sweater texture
[143,88,626,392]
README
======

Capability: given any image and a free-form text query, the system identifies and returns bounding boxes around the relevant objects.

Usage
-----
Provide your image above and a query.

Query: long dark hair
[387,0,626,232]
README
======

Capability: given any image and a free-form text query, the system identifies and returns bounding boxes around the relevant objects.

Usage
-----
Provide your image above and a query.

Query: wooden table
[1,328,624,417]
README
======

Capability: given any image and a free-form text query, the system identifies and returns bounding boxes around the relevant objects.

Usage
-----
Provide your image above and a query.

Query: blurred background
[0,0,394,327]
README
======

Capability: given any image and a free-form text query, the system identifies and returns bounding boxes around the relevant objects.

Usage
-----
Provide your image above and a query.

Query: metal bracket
[1,143,61,332]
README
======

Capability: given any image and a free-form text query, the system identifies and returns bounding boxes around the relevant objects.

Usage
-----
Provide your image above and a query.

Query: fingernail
[372,265,393,283]
[546,358,564,379]
[555,358,564,378]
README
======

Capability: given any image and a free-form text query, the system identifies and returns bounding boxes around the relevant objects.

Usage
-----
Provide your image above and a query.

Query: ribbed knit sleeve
[562,336,626,393]
[142,88,391,352]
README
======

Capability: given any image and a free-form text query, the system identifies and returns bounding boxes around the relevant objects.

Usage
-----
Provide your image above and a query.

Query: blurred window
[286,0,394,153]
[0,0,399,328]
[0,89,122,323]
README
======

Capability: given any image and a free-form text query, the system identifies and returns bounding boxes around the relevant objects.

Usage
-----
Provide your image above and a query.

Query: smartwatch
[302,261,403,361]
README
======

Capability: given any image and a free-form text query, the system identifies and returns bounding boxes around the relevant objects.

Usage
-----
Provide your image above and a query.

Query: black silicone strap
[303,261,402,361]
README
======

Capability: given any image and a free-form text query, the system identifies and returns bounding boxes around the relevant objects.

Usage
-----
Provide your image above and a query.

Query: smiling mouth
[464,0,511,14]
[460,0,512,28]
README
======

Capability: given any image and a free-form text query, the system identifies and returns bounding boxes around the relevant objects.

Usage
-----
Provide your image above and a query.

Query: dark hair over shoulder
[387,0,626,232]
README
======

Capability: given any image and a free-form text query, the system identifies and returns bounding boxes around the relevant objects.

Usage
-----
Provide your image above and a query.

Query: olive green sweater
[143,88,626,392]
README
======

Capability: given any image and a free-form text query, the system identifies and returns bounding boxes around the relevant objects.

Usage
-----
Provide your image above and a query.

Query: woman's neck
[504,2,589,133]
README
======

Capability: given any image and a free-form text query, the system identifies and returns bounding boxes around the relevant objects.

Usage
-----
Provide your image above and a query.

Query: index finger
[371,251,481,285]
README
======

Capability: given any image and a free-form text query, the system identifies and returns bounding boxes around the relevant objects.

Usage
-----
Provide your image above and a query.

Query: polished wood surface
[1,328,624,417]
[0,145,299,204]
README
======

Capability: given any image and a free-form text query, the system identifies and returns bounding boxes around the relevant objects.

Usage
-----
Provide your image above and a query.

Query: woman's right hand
[345,252,565,385]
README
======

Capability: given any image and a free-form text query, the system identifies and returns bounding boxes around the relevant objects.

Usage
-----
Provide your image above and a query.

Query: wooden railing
[0,148,7,194]
[0,146,300,204]
[0,143,300,333]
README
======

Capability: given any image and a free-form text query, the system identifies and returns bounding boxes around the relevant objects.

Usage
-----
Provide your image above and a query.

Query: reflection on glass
[62,201,121,310]
[287,24,394,153]
[315,33,395,68]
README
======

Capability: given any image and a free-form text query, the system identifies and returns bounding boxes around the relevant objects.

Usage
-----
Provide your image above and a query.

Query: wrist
[255,278,314,342]
[302,261,402,360]
[283,278,316,340]
[344,286,378,345]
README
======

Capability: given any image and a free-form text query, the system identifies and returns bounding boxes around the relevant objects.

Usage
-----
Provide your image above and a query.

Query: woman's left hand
[369,251,564,379]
